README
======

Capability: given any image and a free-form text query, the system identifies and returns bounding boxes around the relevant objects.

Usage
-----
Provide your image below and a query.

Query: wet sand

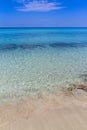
[0,86,87,130]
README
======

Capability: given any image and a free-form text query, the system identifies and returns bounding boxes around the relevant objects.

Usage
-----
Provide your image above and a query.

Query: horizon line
[0,27,87,28]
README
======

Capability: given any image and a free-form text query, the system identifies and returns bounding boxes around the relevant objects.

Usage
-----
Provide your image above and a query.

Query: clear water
[0,28,87,101]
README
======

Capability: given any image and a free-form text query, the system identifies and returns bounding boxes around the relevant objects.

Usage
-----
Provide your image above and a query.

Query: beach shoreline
[0,85,87,130]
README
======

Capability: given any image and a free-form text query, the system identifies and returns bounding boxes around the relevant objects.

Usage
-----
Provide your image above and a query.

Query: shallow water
[0,28,87,102]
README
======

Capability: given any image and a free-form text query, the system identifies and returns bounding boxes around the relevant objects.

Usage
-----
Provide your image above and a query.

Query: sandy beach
[0,86,87,130]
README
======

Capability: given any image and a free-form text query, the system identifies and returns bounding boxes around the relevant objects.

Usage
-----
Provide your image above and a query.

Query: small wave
[0,42,87,51]
[0,44,46,51]
[49,42,87,48]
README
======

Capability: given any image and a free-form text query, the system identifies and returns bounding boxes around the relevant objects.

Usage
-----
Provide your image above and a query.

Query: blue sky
[0,0,87,27]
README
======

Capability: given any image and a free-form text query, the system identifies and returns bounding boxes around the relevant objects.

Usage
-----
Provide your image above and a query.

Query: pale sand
[0,89,87,130]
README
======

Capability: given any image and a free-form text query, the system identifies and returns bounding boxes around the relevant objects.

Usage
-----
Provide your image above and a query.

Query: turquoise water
[0,28,87,101]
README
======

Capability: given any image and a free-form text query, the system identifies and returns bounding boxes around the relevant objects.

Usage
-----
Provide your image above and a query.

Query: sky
[0,0,87,27]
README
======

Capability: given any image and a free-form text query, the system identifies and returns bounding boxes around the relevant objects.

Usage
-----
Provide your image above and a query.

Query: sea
[0,27,87,102]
